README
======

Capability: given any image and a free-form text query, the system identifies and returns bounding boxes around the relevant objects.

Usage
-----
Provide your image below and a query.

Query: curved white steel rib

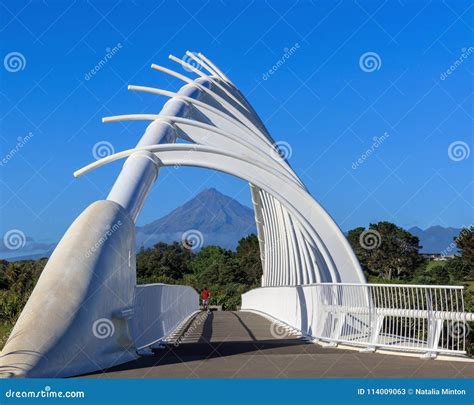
[183,59,313,285]
[79,52,366,286]
[103,115,335,281]
[126,85,299,183]
[2,52,470,382]
[150,64,266,136]
[127,85,268,143]
[126,81,310,282]
[101,113,337,283]
[197,52,233,83]
[185,51,220,78]
[168,54,248,111]
[75,143,364,283]
[102,114,301,185]
[150,62,301,279]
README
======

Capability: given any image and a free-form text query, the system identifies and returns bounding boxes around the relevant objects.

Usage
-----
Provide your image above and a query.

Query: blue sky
[0,0,473,248]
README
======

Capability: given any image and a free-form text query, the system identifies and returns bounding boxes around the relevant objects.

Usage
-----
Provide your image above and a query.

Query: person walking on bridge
[201,287,210,313]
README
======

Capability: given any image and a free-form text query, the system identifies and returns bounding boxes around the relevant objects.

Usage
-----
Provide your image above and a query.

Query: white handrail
[309,282,464,290]
[244,283,472,356]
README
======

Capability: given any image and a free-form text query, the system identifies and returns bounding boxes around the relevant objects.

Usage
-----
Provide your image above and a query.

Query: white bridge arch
[75,143,363,285]
[0,52,472,378]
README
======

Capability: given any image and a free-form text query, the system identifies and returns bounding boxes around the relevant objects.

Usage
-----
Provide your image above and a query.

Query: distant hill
[409,226,461,254]
[3,188,465,260]
[136,187,257,250]
[0,237,56,262]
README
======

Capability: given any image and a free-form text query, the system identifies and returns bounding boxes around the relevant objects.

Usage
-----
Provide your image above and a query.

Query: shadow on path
[80,311,319,376]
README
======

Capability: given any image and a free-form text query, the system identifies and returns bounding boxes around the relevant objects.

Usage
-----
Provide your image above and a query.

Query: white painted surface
[131,284,199,350]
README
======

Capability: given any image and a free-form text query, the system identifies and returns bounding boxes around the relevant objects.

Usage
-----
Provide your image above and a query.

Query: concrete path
[80,311,474,378]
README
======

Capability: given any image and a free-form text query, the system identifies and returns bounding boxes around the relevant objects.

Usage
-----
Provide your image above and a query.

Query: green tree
[0,260,8,290]
[347,227,370,274]
[456,226,474,271]
[0,259,46,324]
[190,246,248,287]
[236,234,262,286]
[445,257,472,282]
[348,222,423,281]
[136,241,193,283]
[412,263,450,285]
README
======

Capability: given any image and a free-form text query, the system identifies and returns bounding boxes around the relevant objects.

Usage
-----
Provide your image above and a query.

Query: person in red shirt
[201,288,210,313]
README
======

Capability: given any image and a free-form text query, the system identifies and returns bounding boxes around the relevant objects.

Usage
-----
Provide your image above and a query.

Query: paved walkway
[81,311,474,378]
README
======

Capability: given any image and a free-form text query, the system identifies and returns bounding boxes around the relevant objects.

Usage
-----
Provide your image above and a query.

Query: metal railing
[310,283,473,356]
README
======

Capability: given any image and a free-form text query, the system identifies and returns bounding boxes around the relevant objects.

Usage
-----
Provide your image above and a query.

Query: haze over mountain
[0,237,56,262]
[408,226,461,254]
[2,188,464,261]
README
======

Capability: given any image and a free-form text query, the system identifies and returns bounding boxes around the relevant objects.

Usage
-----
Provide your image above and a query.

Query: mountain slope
[136,188,257,250]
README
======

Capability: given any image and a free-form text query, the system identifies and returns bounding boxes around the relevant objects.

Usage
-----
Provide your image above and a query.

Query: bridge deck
[81,311,474,378]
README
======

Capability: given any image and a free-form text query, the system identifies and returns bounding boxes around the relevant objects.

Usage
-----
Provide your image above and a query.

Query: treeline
[134,222,474,309]
[347,222,473,285]
[136,234,262,310]
[0,222,472,347]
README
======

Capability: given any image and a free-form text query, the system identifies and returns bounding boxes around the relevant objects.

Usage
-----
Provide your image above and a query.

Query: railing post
[333,313,346,343]
[326,284,344,347]
[423,288,440,358]
[363,315,384,352]
[361,285,381,352]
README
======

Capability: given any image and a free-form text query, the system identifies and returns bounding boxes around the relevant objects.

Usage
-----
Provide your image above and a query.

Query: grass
[425,260,442,271]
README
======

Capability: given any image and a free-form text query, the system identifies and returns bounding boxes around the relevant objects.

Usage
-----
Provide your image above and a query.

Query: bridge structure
[0,52,473,378]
